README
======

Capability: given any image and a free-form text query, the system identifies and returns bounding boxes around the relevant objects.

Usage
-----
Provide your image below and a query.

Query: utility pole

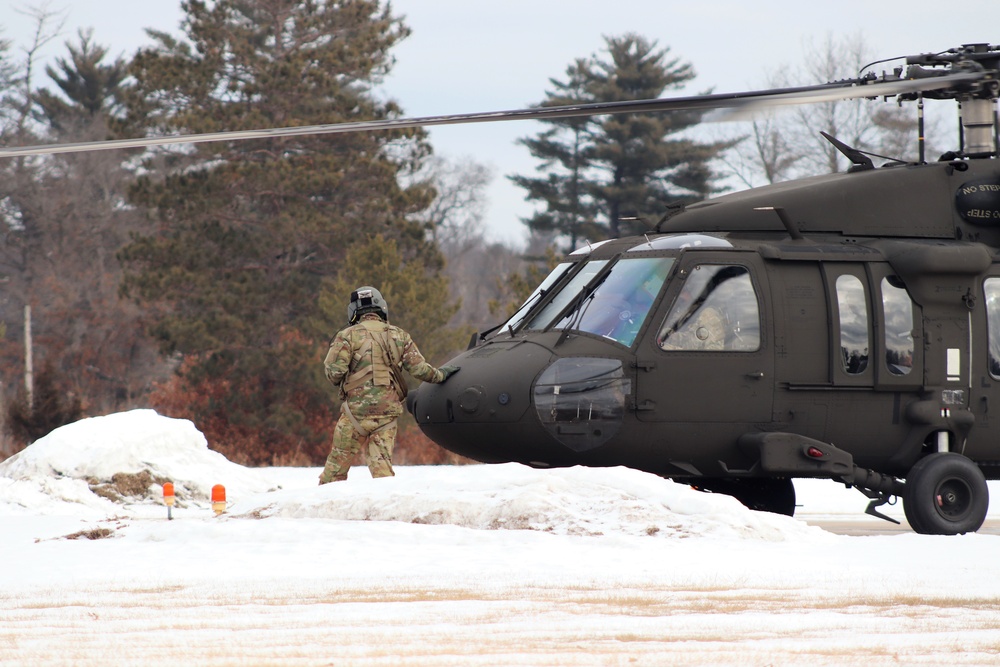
[24,304,33,409]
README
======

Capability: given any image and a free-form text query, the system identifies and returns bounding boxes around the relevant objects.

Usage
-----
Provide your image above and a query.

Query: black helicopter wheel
[902,453,988,535]
[692,478,796,517]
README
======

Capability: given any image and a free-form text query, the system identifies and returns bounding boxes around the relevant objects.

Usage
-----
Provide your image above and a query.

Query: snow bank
[0,409,829,542]
[235,464,829,541]
[0,409,276,515]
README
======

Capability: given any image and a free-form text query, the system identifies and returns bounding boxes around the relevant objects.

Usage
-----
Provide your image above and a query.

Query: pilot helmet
[348,286,388,323]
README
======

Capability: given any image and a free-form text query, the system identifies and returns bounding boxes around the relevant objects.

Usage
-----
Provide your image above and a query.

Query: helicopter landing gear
[691,478,796,517]
[902,453,989,535]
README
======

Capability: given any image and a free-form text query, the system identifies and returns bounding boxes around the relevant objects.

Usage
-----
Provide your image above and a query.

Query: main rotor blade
[0,71,983,158]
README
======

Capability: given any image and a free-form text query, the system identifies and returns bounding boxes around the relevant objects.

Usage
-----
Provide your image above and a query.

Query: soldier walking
[320,286,458,483]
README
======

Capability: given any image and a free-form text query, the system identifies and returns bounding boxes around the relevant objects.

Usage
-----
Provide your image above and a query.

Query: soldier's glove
[439,365,460,382]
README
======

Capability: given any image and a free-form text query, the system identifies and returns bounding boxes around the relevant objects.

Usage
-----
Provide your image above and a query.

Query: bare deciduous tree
[720,32,940,187]
[0,17,167,429]
[415,155,493,255]
[409,154,529,329]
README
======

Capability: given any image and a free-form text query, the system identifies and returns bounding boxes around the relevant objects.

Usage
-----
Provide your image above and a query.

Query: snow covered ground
[2,409,1000,666]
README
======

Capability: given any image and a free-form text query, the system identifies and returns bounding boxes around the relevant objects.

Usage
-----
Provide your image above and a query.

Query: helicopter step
[738,431,901,494]
[738,431,988,534]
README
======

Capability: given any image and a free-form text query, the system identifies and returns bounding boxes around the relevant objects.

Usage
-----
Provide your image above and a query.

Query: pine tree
[119,0,441,463]
[0,31,18,136]
[589,35,726,238]
[513,34,730,243]
[35,29,126,135]
[509,59,601,249]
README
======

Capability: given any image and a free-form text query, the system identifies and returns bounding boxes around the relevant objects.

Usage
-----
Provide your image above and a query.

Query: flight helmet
[348,286,388,323]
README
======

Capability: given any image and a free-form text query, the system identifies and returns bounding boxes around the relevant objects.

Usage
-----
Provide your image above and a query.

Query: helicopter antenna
[819,132,875,171]
[754,206,803,240]
[654,202,687,232]
[820,132,910,169]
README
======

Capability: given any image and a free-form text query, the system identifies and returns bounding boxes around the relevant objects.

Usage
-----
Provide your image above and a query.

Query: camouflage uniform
[660,306,727,351]
[320,313,447,483]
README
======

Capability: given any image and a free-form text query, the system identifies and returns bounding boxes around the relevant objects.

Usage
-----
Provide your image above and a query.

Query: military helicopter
[4,43,999,535]
[408,43,1000,537]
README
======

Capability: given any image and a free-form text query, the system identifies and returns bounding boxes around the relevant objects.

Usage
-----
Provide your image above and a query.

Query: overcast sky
[1,0,998,244]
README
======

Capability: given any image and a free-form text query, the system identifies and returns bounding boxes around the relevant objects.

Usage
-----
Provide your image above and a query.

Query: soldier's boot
[318,471,348,485]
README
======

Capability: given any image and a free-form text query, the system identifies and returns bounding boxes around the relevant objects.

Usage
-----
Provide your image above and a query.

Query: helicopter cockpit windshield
[525,256,674,346]
[500,262,575,333]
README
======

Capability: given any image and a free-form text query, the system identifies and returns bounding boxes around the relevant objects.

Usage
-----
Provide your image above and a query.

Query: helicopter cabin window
[836,275,869,374]
[985,278,1000,379]
[881,277,914,376]
[528,257,673,347]
[657,264,760,352]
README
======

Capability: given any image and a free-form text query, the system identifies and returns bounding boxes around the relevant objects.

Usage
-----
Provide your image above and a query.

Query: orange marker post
[163,482,175,521]
[211,484,227,516]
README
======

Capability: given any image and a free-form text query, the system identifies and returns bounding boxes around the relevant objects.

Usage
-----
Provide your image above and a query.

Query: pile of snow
[240,464,827,541]
[0,408,825,541]
[0,409,275,516]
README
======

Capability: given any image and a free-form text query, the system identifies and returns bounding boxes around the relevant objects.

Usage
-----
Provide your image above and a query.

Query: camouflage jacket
[324,314,445,417]
[660,306,726,351]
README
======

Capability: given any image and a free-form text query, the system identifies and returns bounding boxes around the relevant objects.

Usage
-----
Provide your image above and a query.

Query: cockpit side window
[657,264,760,352]
[836,274,869,374]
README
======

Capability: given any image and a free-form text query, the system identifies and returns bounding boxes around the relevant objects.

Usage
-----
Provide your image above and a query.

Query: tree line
[0,2,920,464]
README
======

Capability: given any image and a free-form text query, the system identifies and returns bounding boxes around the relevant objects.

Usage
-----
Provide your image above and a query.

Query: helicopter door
[968,275,1000,457]
[635,257,773,423]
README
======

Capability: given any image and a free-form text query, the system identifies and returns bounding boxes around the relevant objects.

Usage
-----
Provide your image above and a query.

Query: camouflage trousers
[319,411,398,484]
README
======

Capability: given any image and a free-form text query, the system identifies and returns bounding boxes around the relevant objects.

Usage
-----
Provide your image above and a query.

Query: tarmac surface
[805,516,1000,536]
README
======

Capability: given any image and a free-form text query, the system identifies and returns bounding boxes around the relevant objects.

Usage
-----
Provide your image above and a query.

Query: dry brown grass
[60,528,115,541]
[4,581,1000,666]
[87,470,171,502]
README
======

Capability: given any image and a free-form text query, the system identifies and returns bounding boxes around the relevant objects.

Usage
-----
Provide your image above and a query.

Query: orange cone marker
[211,484,227,515]
[163,482,175,520]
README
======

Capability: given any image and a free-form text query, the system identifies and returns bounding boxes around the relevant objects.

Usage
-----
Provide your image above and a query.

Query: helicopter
[408,43,1000,536]
[3,42,999,535]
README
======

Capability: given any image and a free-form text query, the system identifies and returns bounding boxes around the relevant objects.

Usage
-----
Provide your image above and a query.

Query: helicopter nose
[410,339,557,462]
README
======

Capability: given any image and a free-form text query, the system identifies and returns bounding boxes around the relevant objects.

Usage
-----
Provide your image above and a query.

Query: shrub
[6,362,83,449]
